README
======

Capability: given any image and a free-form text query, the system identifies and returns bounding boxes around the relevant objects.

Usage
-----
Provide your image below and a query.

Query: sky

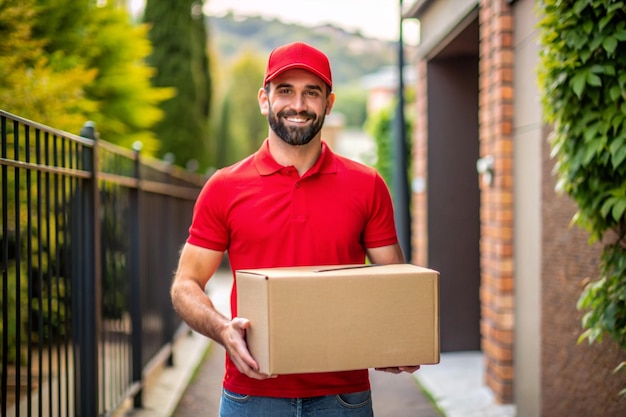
[202,0,418,42]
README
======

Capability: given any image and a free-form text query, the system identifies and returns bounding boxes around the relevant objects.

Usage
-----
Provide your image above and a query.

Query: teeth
[287,117,307,123]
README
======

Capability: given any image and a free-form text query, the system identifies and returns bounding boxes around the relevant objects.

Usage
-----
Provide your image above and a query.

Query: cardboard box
[236,263,439,375]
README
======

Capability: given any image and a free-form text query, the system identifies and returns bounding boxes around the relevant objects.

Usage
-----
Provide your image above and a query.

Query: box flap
[236,263,438,279]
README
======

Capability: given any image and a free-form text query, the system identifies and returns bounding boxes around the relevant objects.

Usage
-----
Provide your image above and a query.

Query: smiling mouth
[285,115,310,124]
[280,110,316,125]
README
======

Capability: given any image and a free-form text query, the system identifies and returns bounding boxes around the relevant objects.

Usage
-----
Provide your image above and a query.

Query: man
[170,42,419,417]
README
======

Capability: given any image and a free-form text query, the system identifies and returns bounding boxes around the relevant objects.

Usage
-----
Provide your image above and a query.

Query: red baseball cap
[264,42,332,88]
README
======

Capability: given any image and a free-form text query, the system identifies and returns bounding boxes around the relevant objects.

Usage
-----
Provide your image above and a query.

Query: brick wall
[477,0,515,403]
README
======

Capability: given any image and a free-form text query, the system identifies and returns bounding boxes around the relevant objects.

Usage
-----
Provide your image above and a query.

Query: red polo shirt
[187,139,398,398]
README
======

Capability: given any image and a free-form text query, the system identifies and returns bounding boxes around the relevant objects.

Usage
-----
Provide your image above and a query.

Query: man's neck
[267,135,323,176]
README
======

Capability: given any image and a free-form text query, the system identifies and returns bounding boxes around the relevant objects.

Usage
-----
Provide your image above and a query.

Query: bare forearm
[171,279,229,345]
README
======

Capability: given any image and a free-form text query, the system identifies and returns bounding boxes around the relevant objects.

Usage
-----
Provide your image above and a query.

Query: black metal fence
[0,110,207,416]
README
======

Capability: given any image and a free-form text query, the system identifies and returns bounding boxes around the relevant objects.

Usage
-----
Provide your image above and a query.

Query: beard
[268,105,326,146]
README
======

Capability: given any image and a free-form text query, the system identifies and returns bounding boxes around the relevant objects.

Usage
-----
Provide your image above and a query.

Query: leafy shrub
[537,0,626,396]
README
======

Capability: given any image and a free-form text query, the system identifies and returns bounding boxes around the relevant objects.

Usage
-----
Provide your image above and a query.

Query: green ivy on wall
[537,0,626,396]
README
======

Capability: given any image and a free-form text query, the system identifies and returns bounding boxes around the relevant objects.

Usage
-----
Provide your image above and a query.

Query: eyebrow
[275,82,324,93]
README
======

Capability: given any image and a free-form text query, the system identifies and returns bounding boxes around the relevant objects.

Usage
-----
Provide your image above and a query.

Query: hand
[221,317,272,380]
[374,365,421,374]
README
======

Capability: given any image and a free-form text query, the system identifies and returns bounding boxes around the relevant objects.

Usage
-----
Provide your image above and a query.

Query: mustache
[277,110,317,120]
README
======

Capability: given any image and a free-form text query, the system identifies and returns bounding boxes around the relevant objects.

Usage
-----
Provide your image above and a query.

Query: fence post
[75,121,101,416]
[129,141,143,408]
[164,156,175,367]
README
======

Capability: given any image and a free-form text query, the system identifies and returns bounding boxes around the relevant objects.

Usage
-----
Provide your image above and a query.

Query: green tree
[0,0,96,131]
[78,3,174,153]
[144,0,212,169]
[3,0,172,152]
[213,94,233,168]
[32,0,92,64]
[365,102,413,195]
[365,105,394,189]
[332,86,367,128]
[537,0,626,396]
[221,50,266,165]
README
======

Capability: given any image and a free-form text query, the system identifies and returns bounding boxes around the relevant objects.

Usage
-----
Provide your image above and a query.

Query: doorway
[426,18,480,352]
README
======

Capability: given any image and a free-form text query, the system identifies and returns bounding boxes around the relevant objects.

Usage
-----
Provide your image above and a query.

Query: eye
[305,90,321,98]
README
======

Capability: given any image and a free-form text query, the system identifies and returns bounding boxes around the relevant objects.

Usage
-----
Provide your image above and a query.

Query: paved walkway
[171,342,442,417]
[122,269,517,417]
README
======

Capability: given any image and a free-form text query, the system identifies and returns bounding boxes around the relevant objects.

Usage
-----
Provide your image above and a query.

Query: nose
[291,93,307,112]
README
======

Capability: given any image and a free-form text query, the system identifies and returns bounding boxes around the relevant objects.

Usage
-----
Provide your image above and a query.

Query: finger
[232,359,272,379]
[227,317,263,373]
[399,365,421,373]
[233,344,260,372]
[246,369,275,380]
[231,317,250,332]
[374,367,402,374]
[228,349,274,380]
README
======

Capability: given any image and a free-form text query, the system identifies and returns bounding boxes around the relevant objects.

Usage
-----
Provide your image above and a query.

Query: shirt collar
[254,139,337,176]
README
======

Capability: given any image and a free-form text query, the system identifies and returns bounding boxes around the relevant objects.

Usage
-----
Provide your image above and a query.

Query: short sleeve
[362,172,398,248]
[187,171,230,251]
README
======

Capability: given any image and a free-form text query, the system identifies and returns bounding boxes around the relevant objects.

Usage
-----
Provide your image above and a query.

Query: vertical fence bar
[1,114,8,417]
[37,130,44,417]
[12,120,22,417]
[67,135,79,417]
[53,132,62,417]
[129,143,143,408]
[100,171,108,413]
[35,129,42,415]
[45,130,53,416]
[61,137,77,416]
[164,183,174,367]
[25,126,33,417]
[71,137,83,417]
[76,123,100,417]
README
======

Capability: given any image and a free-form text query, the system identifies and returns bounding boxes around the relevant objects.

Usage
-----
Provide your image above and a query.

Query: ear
[325,92,336,115]
[258,87,269,116]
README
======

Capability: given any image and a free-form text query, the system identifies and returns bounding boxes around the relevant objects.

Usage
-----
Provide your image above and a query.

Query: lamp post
[393,0,412,262]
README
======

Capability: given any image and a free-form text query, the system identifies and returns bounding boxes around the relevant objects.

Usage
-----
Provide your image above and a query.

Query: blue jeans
[219,388,374,417]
